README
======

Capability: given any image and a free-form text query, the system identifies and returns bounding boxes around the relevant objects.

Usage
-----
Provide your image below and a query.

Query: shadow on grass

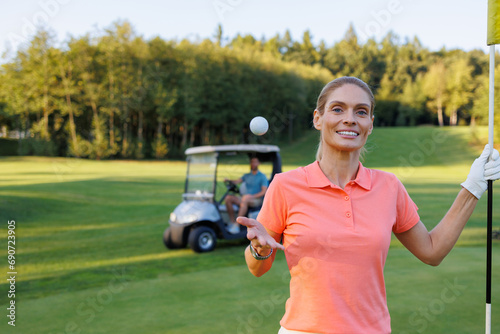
[0,243,250,304]
[0,177,183,224]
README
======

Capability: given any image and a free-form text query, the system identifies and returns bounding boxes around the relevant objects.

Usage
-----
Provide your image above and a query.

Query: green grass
[1,126,500,333]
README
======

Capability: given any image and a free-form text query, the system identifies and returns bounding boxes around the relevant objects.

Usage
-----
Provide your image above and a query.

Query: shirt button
[346,212,352,218]
[344,196,349,201]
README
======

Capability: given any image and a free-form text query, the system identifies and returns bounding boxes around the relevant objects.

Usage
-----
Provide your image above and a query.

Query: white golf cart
[164,144,282,253]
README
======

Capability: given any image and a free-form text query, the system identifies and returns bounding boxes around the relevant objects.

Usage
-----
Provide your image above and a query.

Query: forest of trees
[0,21,499,159]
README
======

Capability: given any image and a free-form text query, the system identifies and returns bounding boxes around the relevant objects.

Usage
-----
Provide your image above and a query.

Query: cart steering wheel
[224,180,240,194]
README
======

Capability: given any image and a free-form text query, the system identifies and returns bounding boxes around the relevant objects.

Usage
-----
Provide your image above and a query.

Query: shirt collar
[305,160,372,190]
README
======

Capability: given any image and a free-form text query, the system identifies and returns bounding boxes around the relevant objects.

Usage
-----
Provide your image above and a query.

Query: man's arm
[224,177,243,184]
[250,185,267,199]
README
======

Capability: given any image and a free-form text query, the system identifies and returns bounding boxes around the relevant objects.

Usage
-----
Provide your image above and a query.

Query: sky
[0,0,492,61]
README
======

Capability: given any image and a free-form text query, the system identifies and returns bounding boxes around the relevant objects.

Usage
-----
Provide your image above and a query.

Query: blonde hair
[315,76,375,161]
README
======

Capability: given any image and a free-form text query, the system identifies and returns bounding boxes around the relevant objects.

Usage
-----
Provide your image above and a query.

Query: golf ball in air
[250,116,269,136]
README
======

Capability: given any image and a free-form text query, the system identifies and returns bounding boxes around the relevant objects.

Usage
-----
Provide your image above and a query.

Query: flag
[488,0,500,45]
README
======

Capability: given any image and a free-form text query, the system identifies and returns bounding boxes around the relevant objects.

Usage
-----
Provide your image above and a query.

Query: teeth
[337,131,358,136]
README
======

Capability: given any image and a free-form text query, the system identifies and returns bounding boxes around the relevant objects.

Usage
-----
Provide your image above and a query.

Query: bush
[152,134,168,159]
[89,117,111,160]
[374,100,400,127]
[68,136,92,158]
[0,138,19,156]
[18,138,57,156]
[135,139,145,160]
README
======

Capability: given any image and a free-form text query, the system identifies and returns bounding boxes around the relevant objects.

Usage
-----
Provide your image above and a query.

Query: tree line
[0,21,498,159]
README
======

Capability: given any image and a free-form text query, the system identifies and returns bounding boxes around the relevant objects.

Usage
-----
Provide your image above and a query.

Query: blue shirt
[241,171,268,196]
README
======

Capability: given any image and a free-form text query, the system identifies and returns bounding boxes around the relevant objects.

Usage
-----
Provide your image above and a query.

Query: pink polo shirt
[257,161,420,333]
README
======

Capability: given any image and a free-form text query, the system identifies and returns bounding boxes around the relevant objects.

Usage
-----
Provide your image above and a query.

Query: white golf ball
[250,116,269,136]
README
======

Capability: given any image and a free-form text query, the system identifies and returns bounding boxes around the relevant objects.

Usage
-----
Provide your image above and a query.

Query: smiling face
[313,84,374,154]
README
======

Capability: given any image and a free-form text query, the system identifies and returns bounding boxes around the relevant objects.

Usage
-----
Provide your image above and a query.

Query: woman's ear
[368,115,374,135]
[313,109,321,130]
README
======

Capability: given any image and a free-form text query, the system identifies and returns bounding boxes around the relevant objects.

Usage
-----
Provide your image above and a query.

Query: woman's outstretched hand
[236,217,285,253]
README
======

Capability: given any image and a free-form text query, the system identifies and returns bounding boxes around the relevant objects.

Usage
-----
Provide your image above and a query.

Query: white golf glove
[461,144,500,199]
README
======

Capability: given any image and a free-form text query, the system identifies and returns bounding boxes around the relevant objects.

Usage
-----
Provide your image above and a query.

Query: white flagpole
[486,43,495,334]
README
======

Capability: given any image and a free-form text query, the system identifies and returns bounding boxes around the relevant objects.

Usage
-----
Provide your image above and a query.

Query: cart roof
[185,144,280,156]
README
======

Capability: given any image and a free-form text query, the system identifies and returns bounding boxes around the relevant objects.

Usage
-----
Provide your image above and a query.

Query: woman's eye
[357,109,368,116]
[332,107,342,113]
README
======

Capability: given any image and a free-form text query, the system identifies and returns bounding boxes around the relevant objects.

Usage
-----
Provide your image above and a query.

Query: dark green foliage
[0,21,497,160]
[0,22,332,159]
[0,138,18,156]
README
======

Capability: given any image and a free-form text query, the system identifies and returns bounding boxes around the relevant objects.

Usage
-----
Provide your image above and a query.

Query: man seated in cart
[224,156,268,234]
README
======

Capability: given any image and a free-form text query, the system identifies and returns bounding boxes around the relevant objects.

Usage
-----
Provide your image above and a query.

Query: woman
[237,76,500,333]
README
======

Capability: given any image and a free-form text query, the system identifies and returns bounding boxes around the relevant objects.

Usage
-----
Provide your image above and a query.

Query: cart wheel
[163,227,184,249]
[188,226,217,253]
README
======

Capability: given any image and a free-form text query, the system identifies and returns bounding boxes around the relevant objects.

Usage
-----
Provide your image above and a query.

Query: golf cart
[164,144,282,253]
